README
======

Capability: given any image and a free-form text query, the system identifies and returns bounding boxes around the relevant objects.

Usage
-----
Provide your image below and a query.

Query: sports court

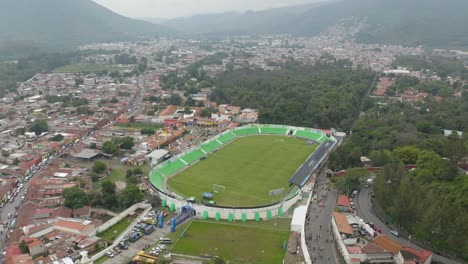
[166,135,317,206]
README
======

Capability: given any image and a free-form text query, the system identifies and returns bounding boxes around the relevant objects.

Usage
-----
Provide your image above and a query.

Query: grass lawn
[97,217,132,241]
[167,135,316,206]
[114,122,163,130]
[171,220,290,263]
[53,63,125,73]
[93,256,109,264]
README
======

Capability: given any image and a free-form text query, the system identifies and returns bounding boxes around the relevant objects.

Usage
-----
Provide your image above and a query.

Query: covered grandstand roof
[288,140,335,187]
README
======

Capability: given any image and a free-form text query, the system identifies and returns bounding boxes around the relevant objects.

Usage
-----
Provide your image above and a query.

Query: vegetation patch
[97,217,132,241]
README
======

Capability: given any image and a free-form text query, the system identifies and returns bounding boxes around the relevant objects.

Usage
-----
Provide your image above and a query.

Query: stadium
[149,124,337,221]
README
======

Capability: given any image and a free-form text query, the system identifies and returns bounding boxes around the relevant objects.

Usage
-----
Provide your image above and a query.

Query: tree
[19,240,29,254]
[102,141,119,156]
[1,150,9,157]
[121,184,144,207]
[133,167,143,176]
[126,169,133,178]
[333,168,368,195]
[110,96,118,103]
[13,157,20,165]
[127,175,138,185]
[141,128,155,135]
[113,136,134,150]
[49,133,64,141]
[30,119,49,135]
[92,161,107,174]
[101,179,116,195]
[394,146,420,164]
[200,108,212,118]
[168,94,182,105]
[63,186,89,210]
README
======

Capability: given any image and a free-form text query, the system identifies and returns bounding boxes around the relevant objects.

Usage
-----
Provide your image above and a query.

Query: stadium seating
[159,159,186,176]
[218,132,235,144]
[295,130,323,142]
[181,149,205,164]
[232,127,260,136]
[150,171,165,190]
[261,127,288,135]
[202,140,222,153]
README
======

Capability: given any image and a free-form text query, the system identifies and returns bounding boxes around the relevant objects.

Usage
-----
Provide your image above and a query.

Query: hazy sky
[93,0,322,19]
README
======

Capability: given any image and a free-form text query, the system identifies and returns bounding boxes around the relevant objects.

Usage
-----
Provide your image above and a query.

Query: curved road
[355,188,463,264]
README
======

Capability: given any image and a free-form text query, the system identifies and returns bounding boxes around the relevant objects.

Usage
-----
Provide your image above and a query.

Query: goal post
[213,184,226,193]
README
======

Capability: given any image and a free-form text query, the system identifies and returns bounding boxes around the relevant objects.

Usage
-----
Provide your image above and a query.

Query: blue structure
[158,214,163,229]
[202,192,214,199]
[170,218,176,233]
[170,205,195,232]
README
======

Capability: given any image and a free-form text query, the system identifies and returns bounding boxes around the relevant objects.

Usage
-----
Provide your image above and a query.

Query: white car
[390,230,399,237]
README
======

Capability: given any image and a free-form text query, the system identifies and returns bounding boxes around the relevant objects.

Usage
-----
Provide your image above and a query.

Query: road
[127,75,146,116]
[304,174,339,264]
[355,188,463,264]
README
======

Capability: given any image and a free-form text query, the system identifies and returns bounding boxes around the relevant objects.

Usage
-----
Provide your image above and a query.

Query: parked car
[105,251,115,258]
[390,230,399,237]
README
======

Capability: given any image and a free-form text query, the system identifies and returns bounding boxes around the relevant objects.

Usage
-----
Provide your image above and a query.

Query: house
[71,205,91,218]
[332,212,354,238]
[145,149,169,165]
[27,239,45,258]
[372,235,402,255]
[397,247,432,264]
[361,242,394,263]
[337,194,352,212]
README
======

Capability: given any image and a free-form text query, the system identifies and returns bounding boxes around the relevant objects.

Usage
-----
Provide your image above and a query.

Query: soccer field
[172,220,290,263]
[166,135,316,206]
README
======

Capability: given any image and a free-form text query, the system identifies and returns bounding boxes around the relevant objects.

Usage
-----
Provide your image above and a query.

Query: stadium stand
[150,171,165,190]
[202,140,222,153]
[261,127,288,135]
[232,127,260,136]
[159,159,186,176]
[218,132,235,144]
[181,149,205,164]
[295,130,323,142]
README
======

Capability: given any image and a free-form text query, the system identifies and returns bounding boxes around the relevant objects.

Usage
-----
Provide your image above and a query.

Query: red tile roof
[332,212,354,235]
[337,194,351,207]
[401,247,432,263]
[372,235,402,255]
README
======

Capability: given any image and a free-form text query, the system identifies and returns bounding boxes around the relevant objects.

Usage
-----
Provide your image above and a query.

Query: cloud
[93,0,321,18]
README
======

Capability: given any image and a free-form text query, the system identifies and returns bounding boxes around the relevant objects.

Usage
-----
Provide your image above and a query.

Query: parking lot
[102,210,174,263]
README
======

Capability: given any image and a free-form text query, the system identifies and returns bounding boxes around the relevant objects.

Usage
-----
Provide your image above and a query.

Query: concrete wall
[91,203,151,236]
[157,188,302,221]
[331,216,351,264]
[301,190,313,264]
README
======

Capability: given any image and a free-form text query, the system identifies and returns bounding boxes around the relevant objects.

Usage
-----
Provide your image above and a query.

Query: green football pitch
[166,135,317,206]
[171,220,290,263]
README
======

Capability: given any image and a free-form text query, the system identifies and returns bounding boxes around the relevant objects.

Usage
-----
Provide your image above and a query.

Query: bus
[159,238,172,244]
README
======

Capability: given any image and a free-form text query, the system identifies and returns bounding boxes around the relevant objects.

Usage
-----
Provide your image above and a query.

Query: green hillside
[0,0,171,48]
[163,0,468,49]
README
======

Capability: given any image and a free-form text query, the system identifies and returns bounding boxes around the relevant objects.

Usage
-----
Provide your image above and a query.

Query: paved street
[304,175,339,264]
[355,188,463,264]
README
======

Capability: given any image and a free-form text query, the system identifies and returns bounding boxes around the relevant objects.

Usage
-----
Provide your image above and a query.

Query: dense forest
[211,60,375,131]
[329,89,468,259]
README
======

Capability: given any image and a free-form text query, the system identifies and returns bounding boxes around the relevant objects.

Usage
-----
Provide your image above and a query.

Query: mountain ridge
[0,0,171,49]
